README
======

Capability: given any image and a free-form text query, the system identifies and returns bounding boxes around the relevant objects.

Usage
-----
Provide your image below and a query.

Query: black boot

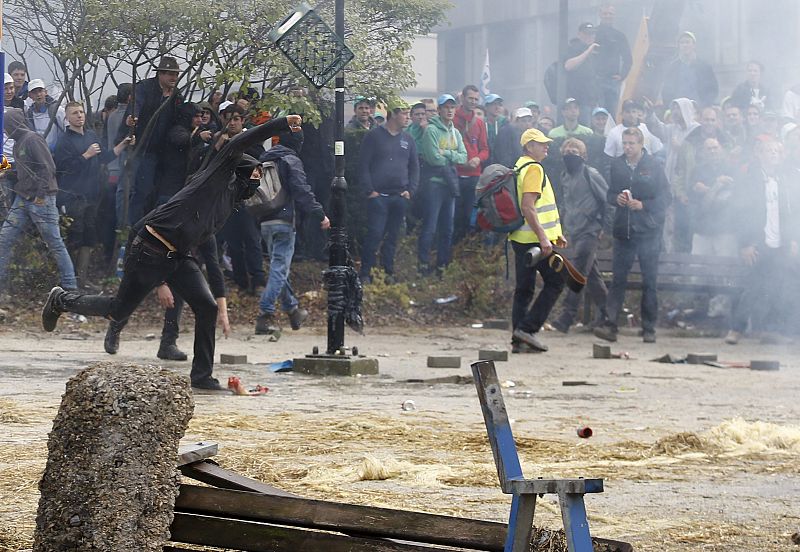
[288,307,308,331]
[42,286,66,332]
[104,321,122,354]
[157,342,188,361]
[255,312,280,335]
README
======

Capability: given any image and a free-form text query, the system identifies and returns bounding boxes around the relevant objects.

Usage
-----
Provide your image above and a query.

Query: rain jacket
[453,106,489,177]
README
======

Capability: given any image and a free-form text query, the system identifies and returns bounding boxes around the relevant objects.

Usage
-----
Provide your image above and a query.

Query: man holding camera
[510,128,568,353]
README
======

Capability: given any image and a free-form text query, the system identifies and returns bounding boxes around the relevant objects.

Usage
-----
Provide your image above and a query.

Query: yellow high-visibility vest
[509,159,562,244]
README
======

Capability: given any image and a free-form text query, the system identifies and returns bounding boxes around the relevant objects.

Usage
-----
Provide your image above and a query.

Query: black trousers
[511,240,565,334]
[61,231,218,384]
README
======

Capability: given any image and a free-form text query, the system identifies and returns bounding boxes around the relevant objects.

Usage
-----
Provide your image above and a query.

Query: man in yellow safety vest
[510,128,568,353]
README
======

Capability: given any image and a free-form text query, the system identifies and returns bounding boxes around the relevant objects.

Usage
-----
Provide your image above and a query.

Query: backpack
[243,160,288,221]
[473,161,545,233]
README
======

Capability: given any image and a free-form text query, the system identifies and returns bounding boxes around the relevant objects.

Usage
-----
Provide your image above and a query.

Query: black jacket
[734,163,799,250]
[661,58,719,107]
[143,117,290,253]
[119,77,183,154]
[260,144,325,226]
[54,127,117,200]
[607,152,671,240]
[594,24,632,80]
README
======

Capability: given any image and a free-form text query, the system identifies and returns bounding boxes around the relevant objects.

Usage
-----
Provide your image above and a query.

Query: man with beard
[41,115,303,391]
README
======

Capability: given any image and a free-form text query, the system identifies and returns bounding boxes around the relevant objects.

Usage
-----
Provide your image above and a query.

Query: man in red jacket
[453,84,489,242]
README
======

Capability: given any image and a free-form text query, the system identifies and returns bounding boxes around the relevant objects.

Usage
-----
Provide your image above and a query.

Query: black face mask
[563,153,584,175]
[237,176,260,201]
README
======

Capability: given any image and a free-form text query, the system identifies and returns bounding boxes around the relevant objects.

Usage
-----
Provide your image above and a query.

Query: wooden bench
[594,250,746,293]
[471,360,611,552]
[583,250,747,323]
[168,443,632,551]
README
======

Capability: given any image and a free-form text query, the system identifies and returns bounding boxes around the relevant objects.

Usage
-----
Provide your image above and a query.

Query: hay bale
[33,362,194,552]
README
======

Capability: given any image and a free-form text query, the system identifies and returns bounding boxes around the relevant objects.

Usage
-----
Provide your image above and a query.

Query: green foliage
[5,0,450,120]
[362,268,412,314]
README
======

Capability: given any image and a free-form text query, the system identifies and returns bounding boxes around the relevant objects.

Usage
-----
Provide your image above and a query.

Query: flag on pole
[617,15,650,118]
[480,49,491,101]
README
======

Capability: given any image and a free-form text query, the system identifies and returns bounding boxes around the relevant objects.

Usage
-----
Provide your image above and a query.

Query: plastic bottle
[116,245,125,279]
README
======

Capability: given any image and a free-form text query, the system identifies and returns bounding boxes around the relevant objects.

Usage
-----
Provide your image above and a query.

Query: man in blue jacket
[594,127,670,343]
[255,128,330,336]
[54,101,133,286]
[357,98,419,283]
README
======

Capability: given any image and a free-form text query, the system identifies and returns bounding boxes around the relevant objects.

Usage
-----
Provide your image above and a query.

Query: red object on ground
[577,426,593,438]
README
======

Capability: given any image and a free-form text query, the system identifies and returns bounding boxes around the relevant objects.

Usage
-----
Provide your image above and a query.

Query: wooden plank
[176,485,506,551]
[177,442,218,467]
[180,459,298,497]
[170,512,448,552]
[173,485,633,552]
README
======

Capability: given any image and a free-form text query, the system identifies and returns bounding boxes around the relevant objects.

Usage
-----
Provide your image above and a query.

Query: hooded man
[0,109,77,292]
[42,115,303,391]
[255,127,330,335]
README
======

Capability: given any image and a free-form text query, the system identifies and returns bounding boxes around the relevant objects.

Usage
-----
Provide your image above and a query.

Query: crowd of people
[2,2,800,377]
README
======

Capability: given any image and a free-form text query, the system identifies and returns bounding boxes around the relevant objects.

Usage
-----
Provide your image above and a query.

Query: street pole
[327,0,348,355]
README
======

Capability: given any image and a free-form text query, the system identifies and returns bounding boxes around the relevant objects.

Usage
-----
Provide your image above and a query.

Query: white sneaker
[724,330,740,345]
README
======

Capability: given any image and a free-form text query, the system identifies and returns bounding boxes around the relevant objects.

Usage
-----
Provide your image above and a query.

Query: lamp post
[270,2,377,375]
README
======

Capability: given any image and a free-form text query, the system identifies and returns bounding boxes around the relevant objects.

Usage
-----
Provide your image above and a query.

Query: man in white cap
[25,78,65,150]
[661,31,718,107]
[493,107,535,169]
[4,73,24,110]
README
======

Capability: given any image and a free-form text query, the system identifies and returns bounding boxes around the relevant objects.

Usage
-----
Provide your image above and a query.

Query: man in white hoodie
[645,97,700,252]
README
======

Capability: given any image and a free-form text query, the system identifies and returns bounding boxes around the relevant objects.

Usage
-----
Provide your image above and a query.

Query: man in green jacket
[417,94,467,275]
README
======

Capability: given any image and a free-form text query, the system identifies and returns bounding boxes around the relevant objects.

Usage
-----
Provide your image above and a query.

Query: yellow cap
[520,128,552,146]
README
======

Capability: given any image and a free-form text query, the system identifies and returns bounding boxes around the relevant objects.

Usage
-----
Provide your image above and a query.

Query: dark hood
[274,129,304,154]
[4,108,28,140]
[260,144,298,162]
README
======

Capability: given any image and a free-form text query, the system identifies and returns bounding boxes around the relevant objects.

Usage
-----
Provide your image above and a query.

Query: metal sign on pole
[269,2,378,376]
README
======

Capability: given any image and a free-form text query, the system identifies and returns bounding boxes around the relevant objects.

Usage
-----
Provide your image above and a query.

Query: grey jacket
[560,163,614,241]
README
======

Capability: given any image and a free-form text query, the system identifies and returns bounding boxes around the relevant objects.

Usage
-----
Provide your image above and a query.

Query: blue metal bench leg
[559,492,593,552]
[505,493,536,552]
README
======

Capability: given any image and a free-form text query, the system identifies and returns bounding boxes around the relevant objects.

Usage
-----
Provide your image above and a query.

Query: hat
[579,22,596,33]
[154,56,180,73]
[562,97,579,108]
[514,107,533,119]
[437,93,456,106]
[679,30,696,42]
[218,100,233,112]
[28,78,46,91]
[374,110,386,120]
[520,128,552,146]
[4,73,12,85]
[484,93,503,105]
[592,107,610,117]
[353,95,371,108]
[197,101,213,112]
[386,97,410,111]
[622,98,644,111]
[524,100,540,110]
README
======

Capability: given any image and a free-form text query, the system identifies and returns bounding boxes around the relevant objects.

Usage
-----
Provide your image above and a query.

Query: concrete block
[687,352,717,364]
[293,355,379,376]
[483,319,510,330]
[34,362,193,551]
[427,356,461,368]
[220,354,247,364]
[750,360,780,371]
[478,349,508,362]
[593,343,612,359]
